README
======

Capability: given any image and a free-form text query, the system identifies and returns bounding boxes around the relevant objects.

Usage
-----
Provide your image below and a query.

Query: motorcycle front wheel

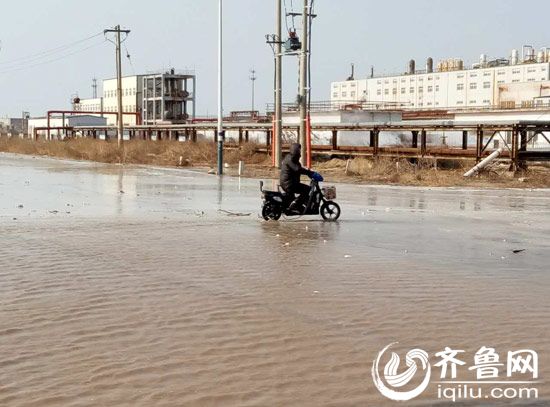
[320,201,341,221]
[262,203,282,221]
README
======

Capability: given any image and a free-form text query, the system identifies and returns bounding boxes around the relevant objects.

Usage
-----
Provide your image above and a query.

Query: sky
[1,0,550,118]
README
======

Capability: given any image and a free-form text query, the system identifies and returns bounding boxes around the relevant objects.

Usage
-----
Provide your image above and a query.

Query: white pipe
[463,147,504,177]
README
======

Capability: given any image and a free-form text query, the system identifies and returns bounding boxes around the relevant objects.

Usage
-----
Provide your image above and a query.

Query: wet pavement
[1,153,549,406]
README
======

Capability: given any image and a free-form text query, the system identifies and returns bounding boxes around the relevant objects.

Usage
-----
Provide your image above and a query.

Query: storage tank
[537,50,545,63]
[511,49,519,65]
[456,59,464,70]
[426,57,433,73]
[408,59,416,74]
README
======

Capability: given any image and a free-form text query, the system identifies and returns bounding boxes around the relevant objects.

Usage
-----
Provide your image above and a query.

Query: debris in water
[17,204,24,209]
[512,249,526,254]
[218,209,251,217]
[49,210,59,214]
[344,255,352,258]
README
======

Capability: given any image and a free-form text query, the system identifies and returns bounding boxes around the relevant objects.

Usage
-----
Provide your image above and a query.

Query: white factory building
[28,115,107,139]
[76,70,196,126]
[331,46,550,110]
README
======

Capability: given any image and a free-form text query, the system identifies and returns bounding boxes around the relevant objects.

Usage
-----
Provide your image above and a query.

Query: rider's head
[289,143,301,164]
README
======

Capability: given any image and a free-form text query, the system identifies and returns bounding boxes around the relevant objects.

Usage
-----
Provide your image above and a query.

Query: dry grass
[0,137,266,168]
[2,137,549,188]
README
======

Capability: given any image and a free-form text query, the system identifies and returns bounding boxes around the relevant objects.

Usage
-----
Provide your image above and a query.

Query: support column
[245,130,249,143]
[476,125,483,162]
[373,128,379,157]
[420,130,427,156]
[238,128,243,144]
[266,130,272,147]
[331,130,338,150]
[412,130,418,148]
[369,130,375,148]
[462,130,468,150]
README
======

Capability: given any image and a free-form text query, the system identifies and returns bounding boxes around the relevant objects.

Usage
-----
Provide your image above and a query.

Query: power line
[0,32,103,67]
[0,40,106,75]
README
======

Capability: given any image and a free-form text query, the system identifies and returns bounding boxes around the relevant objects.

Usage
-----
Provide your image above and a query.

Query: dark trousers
[284,183,311,210]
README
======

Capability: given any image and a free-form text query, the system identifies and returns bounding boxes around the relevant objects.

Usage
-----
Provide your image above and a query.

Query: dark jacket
[280,143,313,191]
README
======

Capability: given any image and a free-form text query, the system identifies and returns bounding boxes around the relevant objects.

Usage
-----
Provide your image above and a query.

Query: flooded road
[1,153,549,406]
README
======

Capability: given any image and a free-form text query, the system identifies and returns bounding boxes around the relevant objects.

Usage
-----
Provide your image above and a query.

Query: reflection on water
[0,154,549,406]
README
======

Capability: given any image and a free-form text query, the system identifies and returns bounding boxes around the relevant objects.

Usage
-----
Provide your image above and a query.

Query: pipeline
[464,147,504,177]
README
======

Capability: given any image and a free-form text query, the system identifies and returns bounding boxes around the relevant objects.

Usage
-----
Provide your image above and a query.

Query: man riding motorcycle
[280,143,321,214]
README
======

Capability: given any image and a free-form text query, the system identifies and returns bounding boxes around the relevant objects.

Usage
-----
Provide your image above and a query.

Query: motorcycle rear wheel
[262,203,282,221]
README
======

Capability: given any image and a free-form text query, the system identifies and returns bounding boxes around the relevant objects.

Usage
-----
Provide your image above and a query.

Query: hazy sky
[1,0,550,117]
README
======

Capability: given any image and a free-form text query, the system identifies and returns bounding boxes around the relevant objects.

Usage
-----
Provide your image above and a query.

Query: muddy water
[1,153,549,406]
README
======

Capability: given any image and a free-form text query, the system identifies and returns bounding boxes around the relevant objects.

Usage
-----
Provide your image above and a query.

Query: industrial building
[331,45,550,110]
[76,69,196,126]
[0,116,28,135]
[28,115,107,139]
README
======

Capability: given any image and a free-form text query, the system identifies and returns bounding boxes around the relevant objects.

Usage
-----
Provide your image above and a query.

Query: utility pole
[298,0,309,165]
[249,68,257,113]
[274,0,283,168]
[92,78,98,99]
[104,25,130,147]
[217,0,224,175]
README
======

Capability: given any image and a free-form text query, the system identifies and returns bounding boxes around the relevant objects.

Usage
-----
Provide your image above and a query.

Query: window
[483,99,491,104]
[457,101,464,105]
[409,87,414,93]
[377,80,382,85]
[342,92,347,97]
[332,84,338,89]
[483,72,492,77]
[377,89,382,96]
[427,102,433,106]
[528,78,536,82]
[393,79,397,84]
[418,87,423,93]
[435,85,440,92]
[483,82,491,89]
[350,83,356,87]
[427,86,433,93]
[457,83,464,90]
[384,80,389,84]
[410,78,415,82]
[401,79,406,83]
[470,73,478,78]
[392,88,397,95]
[332,92,338,98]
[384,89,389,95]
[512,79,520,83]
[350,91,356,97]
[512,69,521,74]
[428,76,433,81]
[528,68,536,73]
[470,83,477,90]
[457,74,464,79]
[469,100,477,104]
[419,77,424,82]
[497,70,505,76]
[401,88,406,94]
[497,80,505,84]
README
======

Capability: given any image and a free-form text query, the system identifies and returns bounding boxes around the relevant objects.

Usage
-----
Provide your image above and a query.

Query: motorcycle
[260,174,341,221]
